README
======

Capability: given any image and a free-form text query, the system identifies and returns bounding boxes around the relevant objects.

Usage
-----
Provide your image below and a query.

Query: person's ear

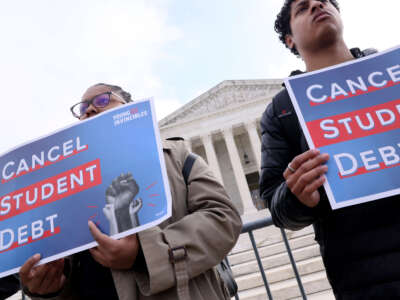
[285,34,295,50]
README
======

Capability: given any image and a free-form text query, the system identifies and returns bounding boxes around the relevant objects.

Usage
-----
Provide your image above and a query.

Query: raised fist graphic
[103,173,142,235]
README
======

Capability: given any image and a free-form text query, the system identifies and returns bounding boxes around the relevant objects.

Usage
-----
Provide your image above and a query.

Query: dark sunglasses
[70,92,125,118]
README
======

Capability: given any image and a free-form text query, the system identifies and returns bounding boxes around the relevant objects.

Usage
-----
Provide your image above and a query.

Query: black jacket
[0,275,20,300]
[260,49,400,299]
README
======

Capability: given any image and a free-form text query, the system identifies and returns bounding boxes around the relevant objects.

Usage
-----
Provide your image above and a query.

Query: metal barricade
[226,216,307,300]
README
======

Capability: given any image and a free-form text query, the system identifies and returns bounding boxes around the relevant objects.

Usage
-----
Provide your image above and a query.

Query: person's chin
[317,22,341,40]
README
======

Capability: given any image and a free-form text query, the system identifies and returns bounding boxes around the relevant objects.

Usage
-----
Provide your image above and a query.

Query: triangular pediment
[159,79,283,128]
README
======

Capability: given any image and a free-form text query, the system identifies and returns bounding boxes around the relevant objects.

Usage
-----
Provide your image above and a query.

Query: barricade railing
[226,216,307,300]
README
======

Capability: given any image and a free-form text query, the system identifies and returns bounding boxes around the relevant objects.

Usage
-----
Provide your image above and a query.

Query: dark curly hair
[94,83,133,103]
[274,0,340,56]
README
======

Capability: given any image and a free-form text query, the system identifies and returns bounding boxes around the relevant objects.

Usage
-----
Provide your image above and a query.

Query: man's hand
[88,221,140,269]
[19,254,66,296]
[283,149,329,208]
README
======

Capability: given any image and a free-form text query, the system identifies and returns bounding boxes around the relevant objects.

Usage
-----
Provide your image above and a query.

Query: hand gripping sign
[0,99,172,278]
[285,45,400,209]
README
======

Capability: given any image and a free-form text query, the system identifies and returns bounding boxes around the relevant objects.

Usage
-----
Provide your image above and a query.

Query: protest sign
[285,46,400,209]
[0,98,172,278]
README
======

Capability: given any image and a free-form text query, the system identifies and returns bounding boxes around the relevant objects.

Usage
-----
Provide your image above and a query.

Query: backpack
[182,153,238,298]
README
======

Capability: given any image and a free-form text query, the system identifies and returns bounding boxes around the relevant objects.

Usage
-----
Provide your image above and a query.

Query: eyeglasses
[70,92,126,119]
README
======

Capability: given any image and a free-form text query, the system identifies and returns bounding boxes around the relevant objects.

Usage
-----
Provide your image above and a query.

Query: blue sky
[0,0,399,154]
[154,0,295,102]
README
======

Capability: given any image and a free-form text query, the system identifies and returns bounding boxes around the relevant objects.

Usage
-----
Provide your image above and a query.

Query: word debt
[306,64,400,104]
[0,214,59,252]
[334,143,400,178]
[307,99,400,147]
[0,159,101,221]
[1,136,88,183]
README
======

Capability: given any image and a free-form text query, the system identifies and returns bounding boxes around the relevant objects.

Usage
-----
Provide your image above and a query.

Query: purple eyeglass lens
[79,102,89,116]
[93,93,110,108]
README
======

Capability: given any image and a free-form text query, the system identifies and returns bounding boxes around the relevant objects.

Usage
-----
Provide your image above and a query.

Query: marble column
[222,127,255,213]
[201,134,223,183]
[245,121,262,171]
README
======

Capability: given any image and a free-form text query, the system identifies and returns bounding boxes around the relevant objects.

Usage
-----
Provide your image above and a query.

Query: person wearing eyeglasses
[70,83,131,120]
[19,83,242,300]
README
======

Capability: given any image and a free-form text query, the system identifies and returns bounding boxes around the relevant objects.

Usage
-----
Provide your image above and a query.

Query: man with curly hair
[260,0,400,299]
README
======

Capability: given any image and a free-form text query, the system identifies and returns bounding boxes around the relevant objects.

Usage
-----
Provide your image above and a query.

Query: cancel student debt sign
[0,99,172,278]
[285,46,400,210]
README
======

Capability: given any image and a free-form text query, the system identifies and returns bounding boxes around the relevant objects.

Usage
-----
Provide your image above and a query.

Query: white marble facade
[159,79,283,215]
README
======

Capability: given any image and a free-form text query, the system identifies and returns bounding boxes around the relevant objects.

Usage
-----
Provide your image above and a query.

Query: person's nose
[81,103,98,120]
[311,0,324,14]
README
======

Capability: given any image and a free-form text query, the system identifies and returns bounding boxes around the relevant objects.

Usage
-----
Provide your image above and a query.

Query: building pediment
[159,79,282,128]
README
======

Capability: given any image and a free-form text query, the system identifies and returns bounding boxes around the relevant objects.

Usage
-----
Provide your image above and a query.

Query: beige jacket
[31,140,242,300]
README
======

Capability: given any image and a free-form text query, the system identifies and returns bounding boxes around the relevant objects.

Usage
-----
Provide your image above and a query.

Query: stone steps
[236,256,324,290]
[6,291,23,300]
[231,225,314,255]
[233,243,321,278]
[231,236,319,277]
[291,289,335,300]
[229,223,333,300]
[237,270,331,300]
[229,233,316,267]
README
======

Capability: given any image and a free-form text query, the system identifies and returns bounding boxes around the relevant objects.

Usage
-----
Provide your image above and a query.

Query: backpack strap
[182,153,197,185]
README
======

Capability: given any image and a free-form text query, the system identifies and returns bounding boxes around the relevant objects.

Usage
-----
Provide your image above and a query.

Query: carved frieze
[159,80,282,127]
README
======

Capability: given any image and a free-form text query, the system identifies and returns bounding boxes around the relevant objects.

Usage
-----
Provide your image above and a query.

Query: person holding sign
[260,0,400,299]
[19,83,242,300]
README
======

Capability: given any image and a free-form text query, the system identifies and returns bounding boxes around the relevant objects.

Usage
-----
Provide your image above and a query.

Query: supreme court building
[159,79,283,216]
